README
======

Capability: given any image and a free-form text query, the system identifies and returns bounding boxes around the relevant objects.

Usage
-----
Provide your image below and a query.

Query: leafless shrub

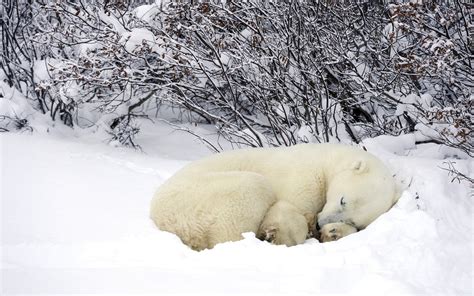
[1,0,472,156]
[440,161,474,185]
[0,114,32,132]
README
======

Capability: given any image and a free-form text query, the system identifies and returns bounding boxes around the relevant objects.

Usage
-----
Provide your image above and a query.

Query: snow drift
[1,123,472,295]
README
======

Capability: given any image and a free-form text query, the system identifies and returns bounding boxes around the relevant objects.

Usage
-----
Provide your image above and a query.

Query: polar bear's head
[317,159,397,239]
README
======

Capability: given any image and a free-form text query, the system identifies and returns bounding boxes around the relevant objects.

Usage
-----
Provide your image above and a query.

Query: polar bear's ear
[351,160,368,174]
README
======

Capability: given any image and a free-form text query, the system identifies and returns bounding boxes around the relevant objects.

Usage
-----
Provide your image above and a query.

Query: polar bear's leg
[257,201,315,247]
[203,171,278,248]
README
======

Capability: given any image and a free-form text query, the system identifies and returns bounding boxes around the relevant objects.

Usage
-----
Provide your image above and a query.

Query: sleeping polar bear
[150,143,399,250]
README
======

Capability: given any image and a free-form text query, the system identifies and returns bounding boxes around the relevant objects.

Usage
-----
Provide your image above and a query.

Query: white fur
[257,201,315,247]
[150,143,399,250]
[150,171,276,251]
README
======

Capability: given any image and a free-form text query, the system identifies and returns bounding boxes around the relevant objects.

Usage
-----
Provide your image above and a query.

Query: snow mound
[1,128,472,295]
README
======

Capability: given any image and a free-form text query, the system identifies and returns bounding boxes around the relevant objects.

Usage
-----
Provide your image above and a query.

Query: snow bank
[0,81,53,132]
[1,127,472,295]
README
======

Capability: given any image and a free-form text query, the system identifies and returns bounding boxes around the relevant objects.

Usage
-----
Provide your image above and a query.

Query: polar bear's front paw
[319,222,358,242]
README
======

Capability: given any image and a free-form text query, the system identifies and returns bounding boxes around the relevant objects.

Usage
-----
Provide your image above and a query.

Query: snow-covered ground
[1,122,472,295]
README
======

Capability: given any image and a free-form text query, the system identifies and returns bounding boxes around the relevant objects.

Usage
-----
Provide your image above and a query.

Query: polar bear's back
[150,171,277,250]
[178,143,385,174]
[169,143,392,214]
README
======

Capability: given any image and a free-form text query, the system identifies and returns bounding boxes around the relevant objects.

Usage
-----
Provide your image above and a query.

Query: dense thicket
[1,0,472,155]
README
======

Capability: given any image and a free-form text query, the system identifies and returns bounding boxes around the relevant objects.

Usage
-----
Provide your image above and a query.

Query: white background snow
[1,117,472,295]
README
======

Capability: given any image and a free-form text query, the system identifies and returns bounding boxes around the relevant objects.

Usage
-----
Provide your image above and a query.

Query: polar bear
[150,143,399,249]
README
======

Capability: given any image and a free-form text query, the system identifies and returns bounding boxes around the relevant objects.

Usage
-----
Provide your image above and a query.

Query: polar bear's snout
[317,212,346,229]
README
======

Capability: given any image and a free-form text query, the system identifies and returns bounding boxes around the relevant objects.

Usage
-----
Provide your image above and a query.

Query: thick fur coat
[150,144,399,250]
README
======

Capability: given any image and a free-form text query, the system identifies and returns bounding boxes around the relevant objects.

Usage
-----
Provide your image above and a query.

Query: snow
[32,60,51,84]
[133,4,161,22]
[0,81,52,132]
[98,11,126,35]
[1,121,473,295]
[240,28,253,39]
[120,28,161,53]
[133,1,170,26]
[77,41,101,56]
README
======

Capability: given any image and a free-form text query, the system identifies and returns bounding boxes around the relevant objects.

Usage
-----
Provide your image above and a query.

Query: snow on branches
[1,0,472,154]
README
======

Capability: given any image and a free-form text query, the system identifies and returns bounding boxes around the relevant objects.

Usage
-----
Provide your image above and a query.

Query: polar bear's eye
[340,196,346,207]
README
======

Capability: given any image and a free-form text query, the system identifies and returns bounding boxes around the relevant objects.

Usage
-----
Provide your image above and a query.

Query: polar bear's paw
[319,222,358,242]
[256,217,314,247]
[256,225,277,243]
[257,223,302,246]
[256,201,313,247]
[256,219,308,247]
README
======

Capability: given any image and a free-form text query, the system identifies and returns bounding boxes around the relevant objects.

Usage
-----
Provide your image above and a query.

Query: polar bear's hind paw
[256,226,277,243]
